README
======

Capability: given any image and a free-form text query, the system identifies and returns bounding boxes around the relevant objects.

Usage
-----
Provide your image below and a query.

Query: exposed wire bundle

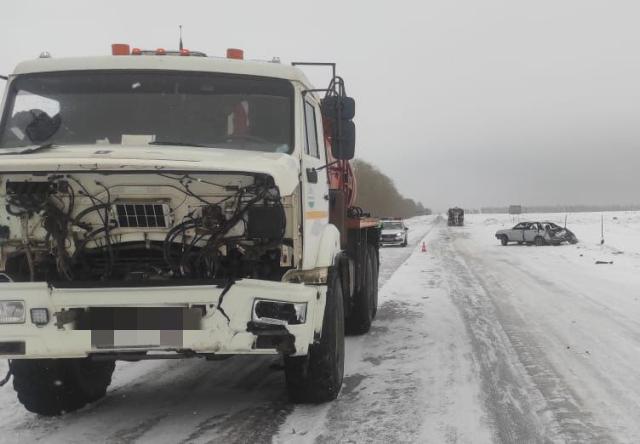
[66,176,117,279]
[161,175,282,279]
[5,172,287,283]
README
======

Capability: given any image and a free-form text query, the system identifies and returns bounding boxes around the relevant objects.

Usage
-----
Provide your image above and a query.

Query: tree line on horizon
[478,204,640,214]
[352,159,430,218]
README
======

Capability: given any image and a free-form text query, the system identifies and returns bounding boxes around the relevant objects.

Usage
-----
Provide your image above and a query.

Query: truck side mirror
[322,96,356,160]
[321,96,355,120]
[331,120,355,160]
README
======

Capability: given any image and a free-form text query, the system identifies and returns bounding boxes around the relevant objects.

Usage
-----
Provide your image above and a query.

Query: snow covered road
[441,213,640,443]
[0,219,435,444]
[2,212,640,443]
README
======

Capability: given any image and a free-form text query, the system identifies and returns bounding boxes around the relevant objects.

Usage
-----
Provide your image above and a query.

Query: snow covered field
[1,212,640,443]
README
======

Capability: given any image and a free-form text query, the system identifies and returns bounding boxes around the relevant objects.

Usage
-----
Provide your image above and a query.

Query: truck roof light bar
[111,43,130,56]
[226,48,244,60]
[113,44,206,57]
[132,49,207,57]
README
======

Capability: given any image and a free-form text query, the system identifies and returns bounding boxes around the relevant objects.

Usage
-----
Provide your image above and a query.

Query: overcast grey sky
[2,0,640,210]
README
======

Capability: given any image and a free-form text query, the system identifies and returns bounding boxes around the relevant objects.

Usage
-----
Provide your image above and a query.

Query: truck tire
[284,269,345,403]
[370,245,379,319]
[345,245,376,335]
[11,358,115,416]
[535,236,545,246]
[500,235,508,246]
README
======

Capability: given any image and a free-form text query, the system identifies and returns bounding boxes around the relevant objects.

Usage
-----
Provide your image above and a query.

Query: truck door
[301,98,329,268]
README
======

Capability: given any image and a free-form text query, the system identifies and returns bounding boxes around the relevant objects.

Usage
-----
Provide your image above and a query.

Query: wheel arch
[314,224,342,268]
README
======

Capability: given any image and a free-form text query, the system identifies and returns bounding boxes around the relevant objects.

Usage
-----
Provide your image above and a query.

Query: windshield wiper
[149,141,211,148]
[0,143,55,155]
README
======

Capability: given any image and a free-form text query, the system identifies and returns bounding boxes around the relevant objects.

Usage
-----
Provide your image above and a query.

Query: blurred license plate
[92,330,183,349]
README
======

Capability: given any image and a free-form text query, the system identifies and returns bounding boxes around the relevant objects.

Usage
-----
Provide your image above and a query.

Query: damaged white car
[495,221,578,246]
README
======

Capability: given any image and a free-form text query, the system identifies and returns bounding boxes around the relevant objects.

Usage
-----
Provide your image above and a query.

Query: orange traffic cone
[421,242,427,252]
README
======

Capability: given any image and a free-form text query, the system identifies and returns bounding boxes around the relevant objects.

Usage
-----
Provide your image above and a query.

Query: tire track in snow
[377,216,439,286]
[440,225,616,443]
[276,216,494,443]
[0,217,437,444]
[463,239,640,441]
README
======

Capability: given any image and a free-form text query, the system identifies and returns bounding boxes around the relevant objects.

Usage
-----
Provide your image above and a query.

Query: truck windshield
[0,71,294,153]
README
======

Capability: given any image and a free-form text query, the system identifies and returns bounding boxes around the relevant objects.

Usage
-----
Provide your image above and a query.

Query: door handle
[306,168,318,183]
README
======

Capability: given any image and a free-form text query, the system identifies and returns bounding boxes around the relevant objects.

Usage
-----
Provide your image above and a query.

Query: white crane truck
[0,44,380,415]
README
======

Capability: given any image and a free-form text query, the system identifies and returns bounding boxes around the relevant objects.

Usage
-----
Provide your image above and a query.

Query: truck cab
[447,207,464,226]
[0,45,380,415]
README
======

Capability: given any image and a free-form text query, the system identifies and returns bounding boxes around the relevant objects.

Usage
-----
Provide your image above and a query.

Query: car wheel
[500,236,508,246]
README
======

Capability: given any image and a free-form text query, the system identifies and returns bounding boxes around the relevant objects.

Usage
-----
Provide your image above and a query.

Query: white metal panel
[299,93,330,269]
[12,56,313,85]
[0,279,322,358]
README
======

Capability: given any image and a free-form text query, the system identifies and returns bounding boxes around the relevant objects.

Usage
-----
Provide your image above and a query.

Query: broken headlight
[252,300,307,325]
[0,301,25,324]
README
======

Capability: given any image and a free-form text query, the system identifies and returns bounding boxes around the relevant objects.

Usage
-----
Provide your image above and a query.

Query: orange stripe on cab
[306,211,328,220]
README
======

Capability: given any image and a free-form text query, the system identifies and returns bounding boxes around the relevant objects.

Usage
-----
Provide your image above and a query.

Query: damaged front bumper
[547,229,579,245]
[0,279,325,360]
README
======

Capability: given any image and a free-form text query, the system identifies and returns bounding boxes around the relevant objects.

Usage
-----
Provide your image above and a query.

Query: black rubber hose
[73,203,111,226]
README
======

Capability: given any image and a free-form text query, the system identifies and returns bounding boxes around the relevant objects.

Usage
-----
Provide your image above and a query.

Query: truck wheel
[11,358,115,416]
[345,245,376,335]
[284,269,345,403]
[535,236,545,246]
[500,236,508,246]
[369,245,379,319]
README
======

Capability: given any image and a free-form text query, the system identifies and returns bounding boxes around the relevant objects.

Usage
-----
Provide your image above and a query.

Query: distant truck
[447,207,464,226]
